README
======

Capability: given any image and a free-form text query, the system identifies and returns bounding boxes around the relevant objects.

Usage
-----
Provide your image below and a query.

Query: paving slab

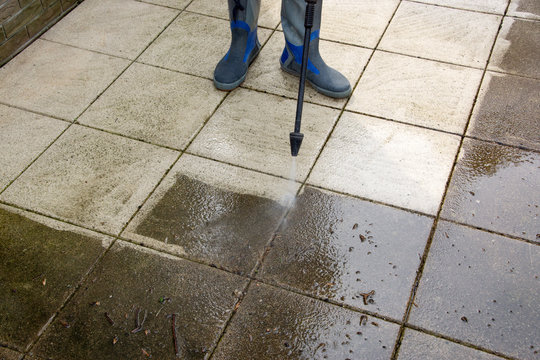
[243,31,371,109]
[33,241,247,360]
[0,125,178,235]
[78,62,226,150]
[441,139,540,242]
[409,221,540,360]
[188,88,340,181]
[260,186,432,320]
[489,17,540,79]
[41,0,179,59]
[347,51,483,134]
[186,0,281,29]
[0,105,68,191]
[468,72,540,151]
[0,204,113,351]
[397,329,505,360]
[212,282,399,360]
[139,12,273,79]
[124,154,296,275]
[321,0,399,48]
[410,0,508,14]
[0,40,129,121]
[508,0,540,20]
[0,347,23,360]
[308,112,461,215]
[379,2,501,67]
[142,0,190,10]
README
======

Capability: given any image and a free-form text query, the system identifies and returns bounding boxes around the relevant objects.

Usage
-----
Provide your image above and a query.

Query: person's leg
[214,0,261,90]
[281,0,351,98]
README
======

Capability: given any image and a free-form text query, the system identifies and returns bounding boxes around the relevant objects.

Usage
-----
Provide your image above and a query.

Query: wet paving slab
[259,186,433,320]
[124,154,298,276]
[0,347,23,360]
[409,221,540,360]
[397,329,505,360]
[0,205,113,352]
[33,241,247,360]
[441,138,540,242]
[489,17,540,78]
[212,281,399,360]
[0,125,178,235]
[468,72,540,151]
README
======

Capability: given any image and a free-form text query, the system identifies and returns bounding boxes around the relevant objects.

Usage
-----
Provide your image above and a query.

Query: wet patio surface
[0,0,538,359]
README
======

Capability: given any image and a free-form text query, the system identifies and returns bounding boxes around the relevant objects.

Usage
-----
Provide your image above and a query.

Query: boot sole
[214,46,261,91]
[280,63,352,99]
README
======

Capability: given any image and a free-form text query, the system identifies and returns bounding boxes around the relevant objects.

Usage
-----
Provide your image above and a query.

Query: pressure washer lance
[290,0,317,157]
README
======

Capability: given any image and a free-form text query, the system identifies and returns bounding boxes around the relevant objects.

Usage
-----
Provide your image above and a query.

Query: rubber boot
[280,0,352,98]
[214,0,261,90]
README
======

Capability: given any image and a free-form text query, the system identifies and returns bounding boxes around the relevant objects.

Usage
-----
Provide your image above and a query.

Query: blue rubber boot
[280,0,352,99]
[214,0,261,91]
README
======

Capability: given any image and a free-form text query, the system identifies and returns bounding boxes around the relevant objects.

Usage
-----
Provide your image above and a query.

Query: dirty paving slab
[0,205,113,352]
[259,186,433,320]
[408,221,540,360]
[0,125,178,235]
[467,72,540,151]
[212,281,399,360]
[123,154,299,276]
[441,138,540,242]
[0,347,23,360]
[33,241,248,360]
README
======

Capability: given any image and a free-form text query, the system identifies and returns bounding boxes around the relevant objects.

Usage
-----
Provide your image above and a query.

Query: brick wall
[0,0,82,66]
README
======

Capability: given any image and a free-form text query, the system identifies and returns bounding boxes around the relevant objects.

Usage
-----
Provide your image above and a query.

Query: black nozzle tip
[290,132,304,157]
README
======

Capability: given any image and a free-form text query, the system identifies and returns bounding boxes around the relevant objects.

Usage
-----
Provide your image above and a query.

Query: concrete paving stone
[508,0,540,19]
[397,329,506,360]
[77,62,226,150]
[0,125,178,235]
[139,12,273,79]
[0,40,128,121]
[441,139,539,242]
[0,204,113,351]
[308,112,461,215]
[212,282,399,360]
[410,0,508,14]
[468,72,540,151]
[243,31,371,109]
[0,105,68,191]
[489,17,540,78]
[347,51,483,134]
[409,221,540,360]
[186,0,281,29]
[188,88,340,181]
[33,241,247,360]
[379,2,501,67]
[321,0,399,48]
[260,186,433,320]
[0,347,23,360]
[141,0,190,10]
[41,0,179,59]
[124,154,298,275]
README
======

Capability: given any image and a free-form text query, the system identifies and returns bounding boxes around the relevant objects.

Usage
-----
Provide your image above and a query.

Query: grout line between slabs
[390,1,514,358]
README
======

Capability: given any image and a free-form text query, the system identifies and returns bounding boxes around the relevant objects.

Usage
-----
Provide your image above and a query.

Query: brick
[27,0,61,37]
[3,0,42,38]
[60,0,78,12]
[0,26,28,66]
[0,0,19,23]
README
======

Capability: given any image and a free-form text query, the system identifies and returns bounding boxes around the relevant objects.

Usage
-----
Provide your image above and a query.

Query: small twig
[104,312,115,326]
[131,308,148,333]
[172,313,180,357]
[359,290,375,306]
